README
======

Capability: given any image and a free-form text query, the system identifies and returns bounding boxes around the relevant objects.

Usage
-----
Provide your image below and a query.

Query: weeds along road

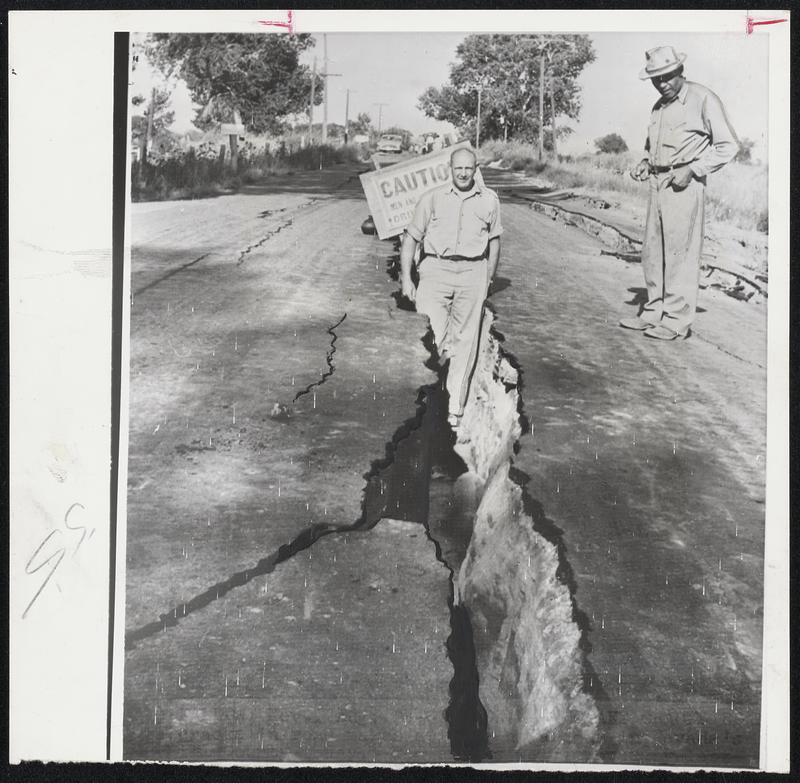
[124,164,766,766]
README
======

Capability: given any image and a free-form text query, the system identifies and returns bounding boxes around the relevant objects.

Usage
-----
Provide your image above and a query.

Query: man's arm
[399,232,419,302]
[486,236,501,294]
[485,194,503,293]
[400,192,433,302]
[688,91,740,178]
[631,136,650,181]
[631,117,652,181]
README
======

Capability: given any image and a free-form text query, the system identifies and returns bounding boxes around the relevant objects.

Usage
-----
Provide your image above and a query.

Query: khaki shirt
[645,80,739,177]
[406,182,502,259]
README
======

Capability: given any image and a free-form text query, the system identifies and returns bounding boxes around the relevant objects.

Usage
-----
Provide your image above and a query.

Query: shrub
[241,167,265,184]
[594,133,629,154]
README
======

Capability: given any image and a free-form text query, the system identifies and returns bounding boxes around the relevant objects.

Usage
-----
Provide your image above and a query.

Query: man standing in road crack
[621,46,739,340]
[400,147,503,431]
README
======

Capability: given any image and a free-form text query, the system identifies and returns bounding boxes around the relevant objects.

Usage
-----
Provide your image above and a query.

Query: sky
[132,31,769,158]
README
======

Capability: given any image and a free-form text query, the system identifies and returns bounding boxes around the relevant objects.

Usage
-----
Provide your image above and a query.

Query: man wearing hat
[620,46,739,340]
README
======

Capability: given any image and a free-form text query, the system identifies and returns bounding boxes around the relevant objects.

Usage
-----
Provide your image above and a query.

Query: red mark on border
[259,10,294,34]
[746,15,787,34]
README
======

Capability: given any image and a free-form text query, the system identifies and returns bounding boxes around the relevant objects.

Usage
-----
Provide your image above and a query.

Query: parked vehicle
[377,134,403,154]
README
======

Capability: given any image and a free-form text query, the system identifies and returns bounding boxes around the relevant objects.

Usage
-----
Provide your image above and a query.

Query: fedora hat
[639,46,687,80]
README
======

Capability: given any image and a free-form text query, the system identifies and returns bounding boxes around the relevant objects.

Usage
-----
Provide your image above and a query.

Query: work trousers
[416,257,488,417]
[640,172,706,335]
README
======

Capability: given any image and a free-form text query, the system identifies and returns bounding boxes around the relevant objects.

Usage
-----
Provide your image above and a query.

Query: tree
[350,112,373,136]
[146,33,321,136]
[418,34,595,148]
[131,88,175,163]
[594,133,628,154]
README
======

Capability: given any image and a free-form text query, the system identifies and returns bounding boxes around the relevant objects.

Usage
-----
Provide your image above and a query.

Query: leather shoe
[645,324,689,340]
[619,316,657,330]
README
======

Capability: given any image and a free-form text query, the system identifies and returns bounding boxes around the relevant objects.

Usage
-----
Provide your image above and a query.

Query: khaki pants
[640,173,706,335]
[416,257,488,417]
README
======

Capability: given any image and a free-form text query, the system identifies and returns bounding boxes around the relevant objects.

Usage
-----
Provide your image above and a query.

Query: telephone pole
[321,35,342,144]
[322,35,328,143]
[344,88,354,144]
[308,57,316,143]
[374,102,388,135]
[538,51,545,161]
[143,85,156,164]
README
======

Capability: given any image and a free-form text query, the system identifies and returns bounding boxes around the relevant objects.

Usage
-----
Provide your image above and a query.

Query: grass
[479,141,768,233]
[132,143,366,202]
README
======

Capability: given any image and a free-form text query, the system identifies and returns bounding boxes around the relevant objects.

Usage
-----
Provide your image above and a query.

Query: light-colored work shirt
[644,80,739,177]
[406,182,503,259]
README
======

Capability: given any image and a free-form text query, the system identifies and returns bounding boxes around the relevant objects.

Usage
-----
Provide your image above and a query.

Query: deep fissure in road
[126,229,598,760]
[436,306,601,760]
[383,240,601,759]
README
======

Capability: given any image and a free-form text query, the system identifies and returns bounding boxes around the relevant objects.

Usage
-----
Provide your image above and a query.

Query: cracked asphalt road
[124,164,766,766]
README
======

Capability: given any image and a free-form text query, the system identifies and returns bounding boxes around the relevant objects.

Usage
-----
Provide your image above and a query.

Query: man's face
[451,152,477,191]
[650,69,685,102]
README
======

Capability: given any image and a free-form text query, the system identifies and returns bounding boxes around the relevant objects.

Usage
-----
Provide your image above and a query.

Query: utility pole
[374,102,388,136]
[308,56,316,143]
[538,35,572,161]
[344,88,353,144]
[476,84,483,148]
[142,85,156,164]
[538,51,545,161]
[322,35,328,143]
[320,35,342,144]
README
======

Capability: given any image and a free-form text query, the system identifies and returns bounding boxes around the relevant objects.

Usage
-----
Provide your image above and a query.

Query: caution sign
[359,141,483,240]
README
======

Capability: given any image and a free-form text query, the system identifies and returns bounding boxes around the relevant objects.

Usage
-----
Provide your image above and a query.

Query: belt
[431,253,486,262]
[649,160,695,174]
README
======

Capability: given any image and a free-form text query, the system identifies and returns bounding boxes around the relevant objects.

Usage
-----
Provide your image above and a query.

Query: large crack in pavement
[126,215,598,761]
[436,308,601,760]
[383,235,600,759]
